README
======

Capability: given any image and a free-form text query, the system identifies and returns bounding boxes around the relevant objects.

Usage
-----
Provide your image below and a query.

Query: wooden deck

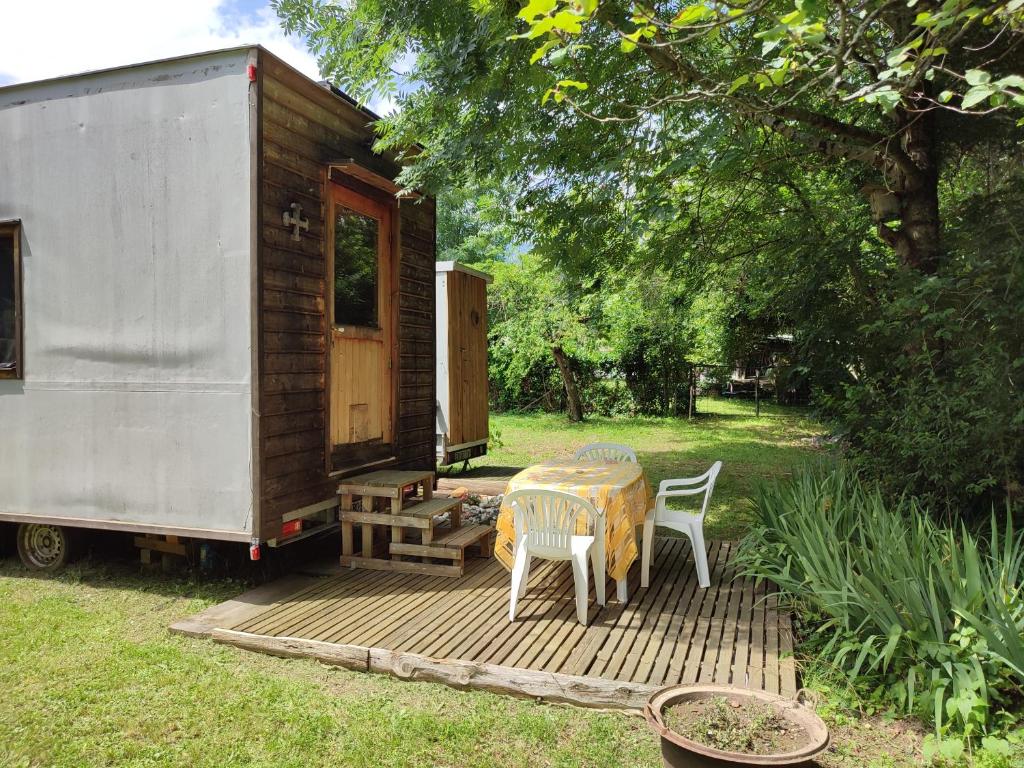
[195,537,797,708]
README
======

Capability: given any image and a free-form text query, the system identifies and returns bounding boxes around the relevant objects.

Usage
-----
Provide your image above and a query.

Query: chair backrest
[656,460,723,520]
[573,442,637,463]
[506,488,600,558]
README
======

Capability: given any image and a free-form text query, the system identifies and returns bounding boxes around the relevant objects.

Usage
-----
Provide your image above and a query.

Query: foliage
[486,252,600,413]
[515,0,1024,269]
[484,253,733,416]
[436,185,520,266]
[827,185,1024,515]
[737,465,1024,749]
[517,1,1024,117]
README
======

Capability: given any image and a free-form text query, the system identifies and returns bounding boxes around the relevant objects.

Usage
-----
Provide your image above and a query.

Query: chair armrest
[657,485,708,499]
[658,474,710,495]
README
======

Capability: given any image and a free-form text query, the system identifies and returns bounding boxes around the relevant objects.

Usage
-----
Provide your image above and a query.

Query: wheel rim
[21,524,65,568]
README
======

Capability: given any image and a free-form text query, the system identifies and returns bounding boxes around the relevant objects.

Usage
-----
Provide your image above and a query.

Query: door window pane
[0,233,15,370]
[333,205,379,327]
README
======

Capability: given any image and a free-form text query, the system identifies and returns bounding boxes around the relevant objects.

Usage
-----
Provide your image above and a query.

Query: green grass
[0,562,657,768]
[480,397,825,539]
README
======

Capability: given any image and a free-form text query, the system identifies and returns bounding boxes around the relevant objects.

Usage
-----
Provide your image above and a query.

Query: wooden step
[387,524,493,568]
[339,509,431,529]
[388,541,464,560]
[401,497,461,520]
[432,524,494,551]
[337,469,434,498]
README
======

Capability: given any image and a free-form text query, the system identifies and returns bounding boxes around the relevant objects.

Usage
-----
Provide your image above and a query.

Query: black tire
[16,523,75,571]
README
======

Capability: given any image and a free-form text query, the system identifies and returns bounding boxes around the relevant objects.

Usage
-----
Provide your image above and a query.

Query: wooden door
[327,183,395,468]
[448,271,489,446]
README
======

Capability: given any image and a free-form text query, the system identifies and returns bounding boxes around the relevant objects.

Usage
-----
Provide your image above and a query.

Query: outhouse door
[326,182,395,469]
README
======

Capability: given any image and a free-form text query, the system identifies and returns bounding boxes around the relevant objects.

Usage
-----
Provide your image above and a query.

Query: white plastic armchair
[506,488,606,625]
[641,461,722,589]
[573,442,637,463]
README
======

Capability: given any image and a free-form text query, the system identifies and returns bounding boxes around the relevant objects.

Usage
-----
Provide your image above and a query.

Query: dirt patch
[664,695,808,756]
[813,714,925,767]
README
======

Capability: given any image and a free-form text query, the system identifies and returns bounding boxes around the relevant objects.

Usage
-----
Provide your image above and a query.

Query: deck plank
[214,538,797,705]
[661,542,726,685]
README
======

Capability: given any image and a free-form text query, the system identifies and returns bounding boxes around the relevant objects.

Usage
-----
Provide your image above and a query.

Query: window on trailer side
[0,222,21,379]
[333,204,379,328]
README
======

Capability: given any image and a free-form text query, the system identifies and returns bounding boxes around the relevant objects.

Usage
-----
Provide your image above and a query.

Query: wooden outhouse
[435,261,491,466]
[0,46,436,567]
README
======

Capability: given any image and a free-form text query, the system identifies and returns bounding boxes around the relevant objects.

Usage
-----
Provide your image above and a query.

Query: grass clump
[736,465,1024,761]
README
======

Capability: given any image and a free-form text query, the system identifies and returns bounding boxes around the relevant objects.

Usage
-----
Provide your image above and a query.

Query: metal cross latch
[282,202,309,241]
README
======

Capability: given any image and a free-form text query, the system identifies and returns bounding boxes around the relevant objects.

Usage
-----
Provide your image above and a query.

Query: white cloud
[0,0,320,86]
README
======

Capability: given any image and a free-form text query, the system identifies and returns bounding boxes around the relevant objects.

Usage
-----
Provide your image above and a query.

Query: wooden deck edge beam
[339,556,464,577]
[209,628,654,711]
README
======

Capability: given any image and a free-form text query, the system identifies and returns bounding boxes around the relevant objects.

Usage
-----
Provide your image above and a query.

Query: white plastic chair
[507,488,606,625]
[641,461,722,589]
[573,442,637,463]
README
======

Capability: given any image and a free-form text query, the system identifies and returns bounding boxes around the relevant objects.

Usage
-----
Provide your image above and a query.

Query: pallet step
[432,524,494,550]
[401,497,461,519]
[388,524,493,561]
[388,542,463,560]
[337,469,435,498]
[340,509,431,529]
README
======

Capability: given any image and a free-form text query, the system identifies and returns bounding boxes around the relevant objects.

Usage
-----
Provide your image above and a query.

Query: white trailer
[0,47,438,569]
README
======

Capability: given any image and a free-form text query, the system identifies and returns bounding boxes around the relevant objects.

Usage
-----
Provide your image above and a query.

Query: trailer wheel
[16,523,74,571]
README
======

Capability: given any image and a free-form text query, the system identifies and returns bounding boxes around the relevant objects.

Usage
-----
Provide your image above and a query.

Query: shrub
[737,465,1024,745]
[822,188,1024,520]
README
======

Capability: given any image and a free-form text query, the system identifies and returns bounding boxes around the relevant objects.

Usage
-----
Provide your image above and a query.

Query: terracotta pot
[644,685,830,768]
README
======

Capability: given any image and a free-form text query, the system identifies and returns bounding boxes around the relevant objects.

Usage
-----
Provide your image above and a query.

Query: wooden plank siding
[445,270,489,446]
[254,50,435,541]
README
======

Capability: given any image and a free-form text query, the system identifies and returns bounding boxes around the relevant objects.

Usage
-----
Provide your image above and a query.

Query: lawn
[481,397,825,539]
[0,563,656,768]
[0,402,923,768]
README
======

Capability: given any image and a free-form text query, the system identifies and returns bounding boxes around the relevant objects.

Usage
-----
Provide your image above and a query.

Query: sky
[0,0,400,110]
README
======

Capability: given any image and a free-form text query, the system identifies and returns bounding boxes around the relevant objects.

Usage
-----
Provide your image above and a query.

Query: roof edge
[0,44,256,96]
[436,261,494,283]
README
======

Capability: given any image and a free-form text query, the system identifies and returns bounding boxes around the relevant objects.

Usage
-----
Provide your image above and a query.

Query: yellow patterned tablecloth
[494,459,652,582]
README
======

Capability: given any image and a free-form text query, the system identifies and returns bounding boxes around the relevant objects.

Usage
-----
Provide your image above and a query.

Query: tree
[487,253,597,420]
[514,0,1024,273]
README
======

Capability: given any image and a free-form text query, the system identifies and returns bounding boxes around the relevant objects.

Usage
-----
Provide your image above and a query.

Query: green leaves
[671,4,716,27]
[738,466,1024,736]
[862,87,902,113]
[542,79,588,103]
[517,0,556,22]
[962,85,995,109]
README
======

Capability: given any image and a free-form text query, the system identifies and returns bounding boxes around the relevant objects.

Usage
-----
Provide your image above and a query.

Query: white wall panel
[0,49,254,537]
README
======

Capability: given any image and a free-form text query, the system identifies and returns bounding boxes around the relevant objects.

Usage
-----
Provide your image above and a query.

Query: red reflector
[247,63,257,82]
[281,519,303,537]
[249,541,261,561]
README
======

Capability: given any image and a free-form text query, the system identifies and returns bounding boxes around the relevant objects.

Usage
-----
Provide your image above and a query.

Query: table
[494,459,652,603]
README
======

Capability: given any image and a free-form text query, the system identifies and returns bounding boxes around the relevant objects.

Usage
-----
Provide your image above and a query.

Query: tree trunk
[875,108,942,273]
[551,345,584,422]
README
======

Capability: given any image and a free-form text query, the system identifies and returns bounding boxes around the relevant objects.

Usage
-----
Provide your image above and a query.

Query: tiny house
[435,261,491,466]
[0,47,436,567]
